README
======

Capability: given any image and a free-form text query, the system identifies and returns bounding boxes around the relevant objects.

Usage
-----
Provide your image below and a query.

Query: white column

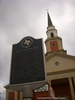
[48,80,51,86]
[68,77,75,100]
[20,92,22,100]
[73,76,75,87]
[48,80,55,100]
[14,91,17,100]
[73,76,75,97]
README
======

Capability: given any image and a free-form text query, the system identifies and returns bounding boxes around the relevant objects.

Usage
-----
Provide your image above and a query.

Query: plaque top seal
[21,37,33,48]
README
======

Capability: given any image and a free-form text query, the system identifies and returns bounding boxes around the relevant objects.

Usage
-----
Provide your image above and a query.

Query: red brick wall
[8,92,14,100]
[17,91,20,100]
[50,41,58,51]
[33,84,51,100]
[52,83,72,100]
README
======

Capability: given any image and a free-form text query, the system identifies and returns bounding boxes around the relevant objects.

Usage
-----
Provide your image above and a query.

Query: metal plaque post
[22,85,33,100]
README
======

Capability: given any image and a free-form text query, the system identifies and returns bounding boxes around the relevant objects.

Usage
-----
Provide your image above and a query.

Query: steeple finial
[47,11,53,27]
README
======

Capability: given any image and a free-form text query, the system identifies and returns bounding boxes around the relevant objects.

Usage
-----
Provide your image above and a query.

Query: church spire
[45,12,64,54]
[47,12,53,27]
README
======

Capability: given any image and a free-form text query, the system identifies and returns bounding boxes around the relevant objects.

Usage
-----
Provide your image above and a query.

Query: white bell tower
[46,12,58,38]
[45,12,66,54]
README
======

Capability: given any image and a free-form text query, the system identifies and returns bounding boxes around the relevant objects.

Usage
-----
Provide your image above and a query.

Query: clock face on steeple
[50,41,58,51]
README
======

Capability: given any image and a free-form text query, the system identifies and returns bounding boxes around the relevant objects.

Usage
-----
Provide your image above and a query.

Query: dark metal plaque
[10,36,45,84]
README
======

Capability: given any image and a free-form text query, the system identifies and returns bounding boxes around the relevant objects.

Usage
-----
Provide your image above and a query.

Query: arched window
[51,33,54,37]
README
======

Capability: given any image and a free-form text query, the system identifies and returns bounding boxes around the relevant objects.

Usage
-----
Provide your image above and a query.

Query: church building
[4,12,75,100]
[45,12,75,100]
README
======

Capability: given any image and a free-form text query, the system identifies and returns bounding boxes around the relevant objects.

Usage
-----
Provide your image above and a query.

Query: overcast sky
[0,0,75,99]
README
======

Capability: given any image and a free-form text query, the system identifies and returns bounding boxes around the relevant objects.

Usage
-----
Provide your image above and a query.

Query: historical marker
[10,36,46,85]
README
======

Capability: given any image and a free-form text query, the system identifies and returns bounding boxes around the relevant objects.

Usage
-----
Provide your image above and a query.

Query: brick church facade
[5,12,75,100]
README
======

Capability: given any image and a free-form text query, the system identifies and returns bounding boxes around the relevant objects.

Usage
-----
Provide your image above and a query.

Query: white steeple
[45,12,66,54]
[46,12,58,38]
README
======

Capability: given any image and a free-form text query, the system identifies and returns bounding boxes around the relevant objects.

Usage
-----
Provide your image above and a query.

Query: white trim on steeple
[46,26,58,38]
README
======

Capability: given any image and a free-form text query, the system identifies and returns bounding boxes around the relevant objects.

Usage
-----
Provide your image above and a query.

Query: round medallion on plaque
[21,37,33,48]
